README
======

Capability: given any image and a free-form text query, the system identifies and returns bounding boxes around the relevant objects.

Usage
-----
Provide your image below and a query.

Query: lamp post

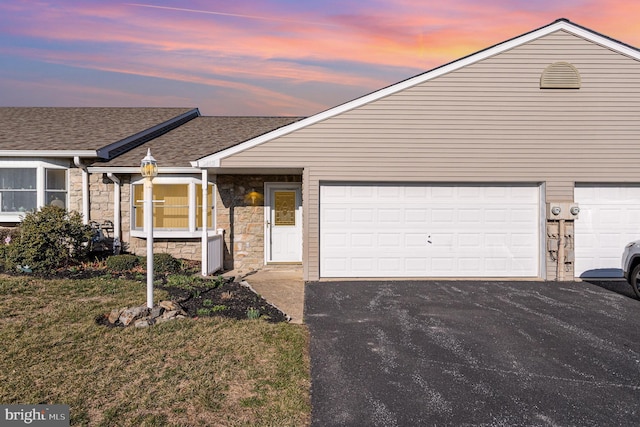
[140,148,158,308]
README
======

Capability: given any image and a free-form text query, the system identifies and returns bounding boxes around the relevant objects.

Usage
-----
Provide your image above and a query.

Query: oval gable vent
[540,62,581,89]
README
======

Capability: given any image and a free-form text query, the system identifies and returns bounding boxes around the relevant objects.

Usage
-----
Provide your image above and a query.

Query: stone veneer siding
[216,174,302,273]
[68,168,83,215]
[78,172,301,269]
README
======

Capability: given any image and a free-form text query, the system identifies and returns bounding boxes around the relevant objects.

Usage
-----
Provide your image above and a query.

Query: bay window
[131,177,213,237]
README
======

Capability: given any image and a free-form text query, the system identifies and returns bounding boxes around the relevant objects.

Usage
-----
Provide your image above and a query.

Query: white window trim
[0,159,68,222]
[130,175,213,238]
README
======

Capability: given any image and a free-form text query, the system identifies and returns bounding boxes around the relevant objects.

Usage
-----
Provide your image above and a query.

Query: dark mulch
[94,277,289,326]
[10,259,289,324]
[157,280,289,323]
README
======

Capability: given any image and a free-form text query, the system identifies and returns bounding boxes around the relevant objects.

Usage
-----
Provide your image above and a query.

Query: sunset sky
[1,1,639,116]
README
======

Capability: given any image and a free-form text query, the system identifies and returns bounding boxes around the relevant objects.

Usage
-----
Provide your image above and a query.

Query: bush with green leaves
[106,254,140,272]
[0,228,19,272]
[143,252,180,274]
[7,206,93,273]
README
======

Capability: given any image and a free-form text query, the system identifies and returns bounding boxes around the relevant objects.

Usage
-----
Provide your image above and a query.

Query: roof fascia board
[87,166,199,174]
[0,150,97,157]
[194,19,640,168]
[96,108,200,160]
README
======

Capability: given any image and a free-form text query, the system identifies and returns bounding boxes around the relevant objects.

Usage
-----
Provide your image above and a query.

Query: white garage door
[320,184,540,278]
[574,185,640,278]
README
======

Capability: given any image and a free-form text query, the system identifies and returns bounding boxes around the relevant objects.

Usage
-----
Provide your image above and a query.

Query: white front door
[266,183,302,263]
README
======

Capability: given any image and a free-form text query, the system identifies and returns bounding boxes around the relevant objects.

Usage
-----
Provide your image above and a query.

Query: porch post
[201,168,208,276]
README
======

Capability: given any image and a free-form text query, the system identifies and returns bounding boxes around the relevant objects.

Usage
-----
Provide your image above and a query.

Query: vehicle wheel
[630,263,640,299]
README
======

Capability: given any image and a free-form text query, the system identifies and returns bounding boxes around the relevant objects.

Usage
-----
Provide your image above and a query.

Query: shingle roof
[0,107,197,155]
[99,116,304,168]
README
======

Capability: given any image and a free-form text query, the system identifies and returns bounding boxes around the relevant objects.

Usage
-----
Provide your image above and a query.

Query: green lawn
[0,275,310,426]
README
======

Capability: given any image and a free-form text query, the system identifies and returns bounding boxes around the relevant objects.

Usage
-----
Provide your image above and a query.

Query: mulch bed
[10,262,290,325]
[157,280,289,323]
[94,278,289,326]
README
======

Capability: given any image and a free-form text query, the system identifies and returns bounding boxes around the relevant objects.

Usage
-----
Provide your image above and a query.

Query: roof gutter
[87,166,199,174]
[0,150,97,157]
[73,157,90,224]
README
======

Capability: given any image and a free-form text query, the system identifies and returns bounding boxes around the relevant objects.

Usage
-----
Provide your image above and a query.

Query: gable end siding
[220,30,640,280]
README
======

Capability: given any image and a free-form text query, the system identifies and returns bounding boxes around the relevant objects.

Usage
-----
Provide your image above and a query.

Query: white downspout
[201,169,208,276]
[73,157,89,224]
[106,173,121,252]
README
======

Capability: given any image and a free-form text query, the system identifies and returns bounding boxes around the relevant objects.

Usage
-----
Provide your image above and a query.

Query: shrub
[106,254,140,272]
[7,206,93,273]
[0,227,19,245]
[149,252,180,274]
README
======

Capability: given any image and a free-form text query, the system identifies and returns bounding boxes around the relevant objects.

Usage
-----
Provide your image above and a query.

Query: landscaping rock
[119,306,150,326]
[96,278,289,327]
[162,309,179,319]
[134,319,151,328]
[108,307,125,324]
[151,305,164,318]
[159,300,178,311]
[102,301,186,328]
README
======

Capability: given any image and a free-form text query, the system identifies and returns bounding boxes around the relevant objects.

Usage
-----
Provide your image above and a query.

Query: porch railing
[206,232,224,275]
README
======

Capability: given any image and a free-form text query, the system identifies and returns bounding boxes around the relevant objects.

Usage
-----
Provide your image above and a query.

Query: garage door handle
[427,235,432,244]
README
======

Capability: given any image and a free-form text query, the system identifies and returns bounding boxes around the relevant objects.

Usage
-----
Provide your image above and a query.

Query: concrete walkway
[231,265,305,324]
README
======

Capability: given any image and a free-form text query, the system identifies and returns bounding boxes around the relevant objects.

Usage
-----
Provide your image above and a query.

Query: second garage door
[574,185,640,278]
[320,183,540,278]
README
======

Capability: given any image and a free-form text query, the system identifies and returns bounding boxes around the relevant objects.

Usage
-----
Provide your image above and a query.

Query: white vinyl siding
[216,30,640,280]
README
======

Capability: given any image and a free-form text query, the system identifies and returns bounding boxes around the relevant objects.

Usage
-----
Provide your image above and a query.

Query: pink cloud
[2,0,640,115]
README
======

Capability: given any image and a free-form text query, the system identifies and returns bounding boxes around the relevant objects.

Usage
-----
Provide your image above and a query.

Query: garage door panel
[431,209,454,223]
[351,233,374,247]
[406,208,429,222]
[429,258,454,274]
[459,209,481,223]
[323,208,347,223]
[458,234,482,248]
[321,184,540,278]
[458,258,482,273]
[323,233,347,248]
[511,233,538,247]
[485,210,508,222]
[575,185,640,277]
[378,233,401,247]
[379,208,401,223]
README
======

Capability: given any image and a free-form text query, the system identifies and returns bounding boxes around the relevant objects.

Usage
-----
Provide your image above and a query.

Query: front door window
[274,191,296,226]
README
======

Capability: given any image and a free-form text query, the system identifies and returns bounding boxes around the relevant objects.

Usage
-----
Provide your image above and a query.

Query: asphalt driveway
[305,280,640,426]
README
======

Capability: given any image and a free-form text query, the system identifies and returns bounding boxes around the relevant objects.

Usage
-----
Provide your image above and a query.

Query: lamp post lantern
[140,148,158,308]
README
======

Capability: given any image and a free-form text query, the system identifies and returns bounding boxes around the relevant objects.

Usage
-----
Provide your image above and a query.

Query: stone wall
[216,174,302,273]
[88,173,115,224]
[77,172,302,266]
[128,237,202,260]
[68,168,83,215]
